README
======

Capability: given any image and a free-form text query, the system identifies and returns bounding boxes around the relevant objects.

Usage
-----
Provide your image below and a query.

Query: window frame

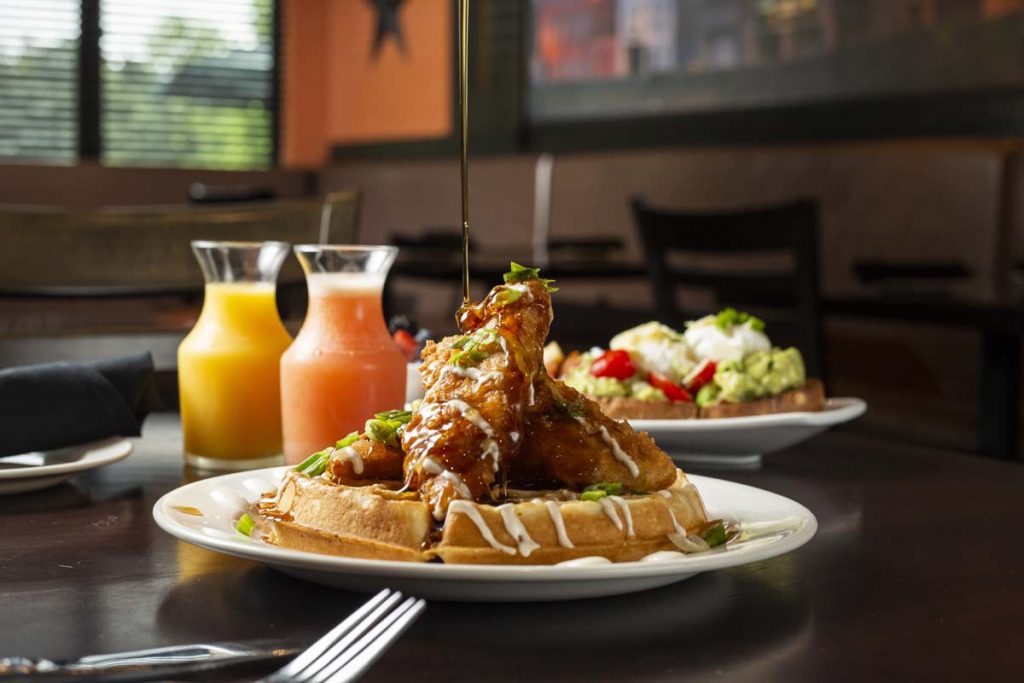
[75,0,280,168]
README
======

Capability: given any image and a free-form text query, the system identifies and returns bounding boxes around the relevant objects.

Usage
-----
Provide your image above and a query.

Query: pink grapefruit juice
[280,273,406,464]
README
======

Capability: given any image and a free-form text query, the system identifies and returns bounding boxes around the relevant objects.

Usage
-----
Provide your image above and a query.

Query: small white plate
[0,437,133,495]
[632,397,866,466]
[153,468,817,602]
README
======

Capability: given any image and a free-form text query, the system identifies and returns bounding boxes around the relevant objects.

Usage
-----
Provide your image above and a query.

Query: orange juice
[280,272,406,464]
[178,282,292,468]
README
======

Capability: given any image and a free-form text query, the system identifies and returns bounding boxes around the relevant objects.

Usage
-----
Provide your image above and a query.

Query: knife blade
[0,638,306,681]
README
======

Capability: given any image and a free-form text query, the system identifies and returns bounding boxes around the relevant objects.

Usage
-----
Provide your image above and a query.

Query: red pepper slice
[393,329,419,361]
[683,359,717,392]
[647,371,693,402]
[590,349,637,380]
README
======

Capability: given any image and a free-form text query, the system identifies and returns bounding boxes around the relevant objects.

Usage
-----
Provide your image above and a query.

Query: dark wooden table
[2,414,1022,681]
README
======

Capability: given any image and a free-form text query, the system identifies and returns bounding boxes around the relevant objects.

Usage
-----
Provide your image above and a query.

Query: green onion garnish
[702,521,728,548]
[450,328,502,367]
[584,482,624,496]
[335,431,360,449]
[293,447,332,477]
[714,307,765,332]
[494,288,524,307]
[235,513,255,537]
[503,262,557,292]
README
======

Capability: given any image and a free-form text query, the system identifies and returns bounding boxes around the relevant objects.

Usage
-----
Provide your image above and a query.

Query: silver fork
[259,589,425,683]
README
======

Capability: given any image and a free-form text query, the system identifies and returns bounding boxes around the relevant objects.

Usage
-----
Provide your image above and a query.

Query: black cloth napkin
[0,353,160,457]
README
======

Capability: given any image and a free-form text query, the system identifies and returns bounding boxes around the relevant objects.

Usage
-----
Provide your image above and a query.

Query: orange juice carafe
[177,241,292,470]
[281,245,406,464]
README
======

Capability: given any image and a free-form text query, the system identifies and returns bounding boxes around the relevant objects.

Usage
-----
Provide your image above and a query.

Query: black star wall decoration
[366,0,409,61]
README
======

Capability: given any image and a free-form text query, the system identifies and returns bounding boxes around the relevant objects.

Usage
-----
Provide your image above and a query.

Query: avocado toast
[549,310,825,420]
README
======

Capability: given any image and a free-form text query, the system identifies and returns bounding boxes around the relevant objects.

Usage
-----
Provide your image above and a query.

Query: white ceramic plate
[0,437,133,495]
[153,468,817,602]
[632,397,866,466]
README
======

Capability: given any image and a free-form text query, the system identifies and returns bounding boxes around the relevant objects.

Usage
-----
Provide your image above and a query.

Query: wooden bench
[0,192,361,401]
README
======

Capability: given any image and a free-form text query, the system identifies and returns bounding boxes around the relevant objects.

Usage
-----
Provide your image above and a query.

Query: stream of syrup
[459,0,471,306]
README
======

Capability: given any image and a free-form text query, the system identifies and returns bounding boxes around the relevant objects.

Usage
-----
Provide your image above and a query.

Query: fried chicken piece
[402,278,552,518]
[326,437,404,485]
[511,373,678,492]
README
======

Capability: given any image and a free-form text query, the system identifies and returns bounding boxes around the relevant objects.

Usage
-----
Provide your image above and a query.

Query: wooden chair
[631,197,826,381]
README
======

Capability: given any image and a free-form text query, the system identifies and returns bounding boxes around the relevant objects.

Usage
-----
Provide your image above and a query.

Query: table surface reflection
[1,414,1021,681]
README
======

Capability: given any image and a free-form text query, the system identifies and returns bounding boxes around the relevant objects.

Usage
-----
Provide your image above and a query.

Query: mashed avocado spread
[696,347,806,407]
[563,352,668,401]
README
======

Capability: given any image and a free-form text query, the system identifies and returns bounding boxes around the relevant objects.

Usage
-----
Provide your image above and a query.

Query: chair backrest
[0,192,360,292]
[631,197,825,379]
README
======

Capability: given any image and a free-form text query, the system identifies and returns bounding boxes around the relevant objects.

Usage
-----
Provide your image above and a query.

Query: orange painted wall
[282,0,453,168]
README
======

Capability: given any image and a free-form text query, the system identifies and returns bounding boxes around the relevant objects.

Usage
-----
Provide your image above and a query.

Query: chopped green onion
[584,482,624,496]
[581,489,608,502]
[235,513,255,537]
[494,288,524,307]
[295,448,332,477]
[374,410,413,424]
[450,328,502,367]
[335,431,360,449]
[558,401,586,418]
[503,262,557,292]
[293,449,327,475]
[702,521,728,548]
[715,307,765,332]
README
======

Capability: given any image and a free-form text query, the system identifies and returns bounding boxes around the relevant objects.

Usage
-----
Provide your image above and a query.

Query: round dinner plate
[153,468,817,602]
[632,397,866,466]
[0,437,133,495]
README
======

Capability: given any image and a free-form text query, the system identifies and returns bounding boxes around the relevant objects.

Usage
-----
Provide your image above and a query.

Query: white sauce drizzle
[665,506,687,536]
[609,495,635,537]
[642,551,687,563]
[527,382,535,406]
[557,556,612,567]
[333,446,364,475]
[597,497,623,531]
[598,426,639,478]
[480,439,500,472]
[448,501,516,555]
[440,470,472,499]
[419,457,472,499]
[543,501,574,548]
[419,457,443,475]
[505,283,532,296]
[572,417,639,478]
[497,504,540,557]
[446,399,495,437]
[445,364,502,388]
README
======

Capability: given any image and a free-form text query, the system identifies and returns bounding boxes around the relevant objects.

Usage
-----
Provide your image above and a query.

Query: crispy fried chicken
[402,278,552,517]
[512,373,678,492]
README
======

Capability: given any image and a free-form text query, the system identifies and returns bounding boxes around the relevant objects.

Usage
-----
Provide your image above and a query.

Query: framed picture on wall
[526,0,1024,147]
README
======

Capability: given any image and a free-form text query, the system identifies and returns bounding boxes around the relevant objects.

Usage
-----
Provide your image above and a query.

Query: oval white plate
[632,397,866,466]
[153,468,817,602]
[0,437,133,495]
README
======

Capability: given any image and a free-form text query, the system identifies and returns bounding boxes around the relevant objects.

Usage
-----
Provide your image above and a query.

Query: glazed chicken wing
[402,277,552,518]
[511,373,678,492]
[326,437,404,484]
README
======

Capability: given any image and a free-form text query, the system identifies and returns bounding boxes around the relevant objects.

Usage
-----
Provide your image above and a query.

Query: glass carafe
[280,245,406,464]
[178,241,293,470]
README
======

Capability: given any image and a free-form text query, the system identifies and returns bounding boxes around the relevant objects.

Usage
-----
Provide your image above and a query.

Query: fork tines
[261,588,426,683]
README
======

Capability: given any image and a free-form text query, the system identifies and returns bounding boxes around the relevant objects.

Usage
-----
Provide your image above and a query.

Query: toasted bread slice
[434,470,708,565]
[260,471,432,562]
[593,395,697,420]
[698,379,825,419]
